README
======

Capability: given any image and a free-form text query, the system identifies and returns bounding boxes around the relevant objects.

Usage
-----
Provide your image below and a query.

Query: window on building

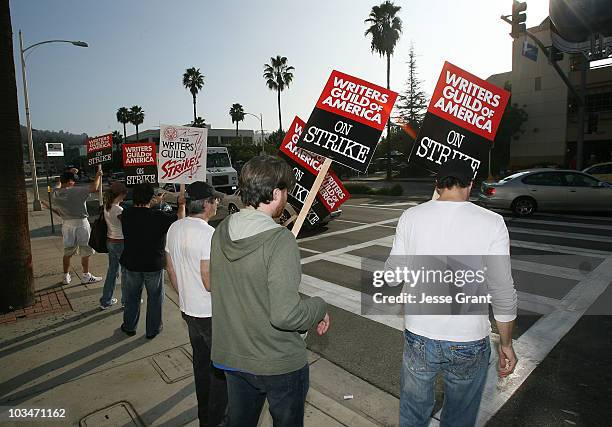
[534,77,542,91]
[586,92,612,113]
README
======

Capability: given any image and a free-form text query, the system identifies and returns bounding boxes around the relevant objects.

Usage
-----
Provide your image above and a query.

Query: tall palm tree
[263,55,294,132]
[116,106,130,148]
[191,116,206,128]
[229,103,245,137]
[365,1,402,180]
[129,105,145,143]
[0,0,34,311]
[183,67,204,123]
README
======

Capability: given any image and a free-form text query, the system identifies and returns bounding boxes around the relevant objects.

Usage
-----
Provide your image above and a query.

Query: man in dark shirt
[120,183,185,338]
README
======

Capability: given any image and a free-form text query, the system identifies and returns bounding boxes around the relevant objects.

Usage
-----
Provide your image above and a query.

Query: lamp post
[19,31,88,211]
[244,112,265,155]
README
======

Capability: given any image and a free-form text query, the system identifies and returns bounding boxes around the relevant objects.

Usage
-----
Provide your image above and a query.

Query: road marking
[475,256,612,426]
[335,219,397,229]
[508,226,612,243]
[297,218,400,243]
[497,211,612,222]
[300,247,322,254]
[343,204,410,211]
[504,217,612,231]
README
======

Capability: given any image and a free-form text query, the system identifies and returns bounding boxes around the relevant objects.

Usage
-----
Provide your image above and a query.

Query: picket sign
[291,158,333,237]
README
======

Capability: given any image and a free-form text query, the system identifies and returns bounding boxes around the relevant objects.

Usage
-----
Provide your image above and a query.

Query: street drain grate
[150,347,193,384]
[79,401,143,426]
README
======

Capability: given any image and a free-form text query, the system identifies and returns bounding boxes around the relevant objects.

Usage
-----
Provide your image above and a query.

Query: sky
[10,0,550,138]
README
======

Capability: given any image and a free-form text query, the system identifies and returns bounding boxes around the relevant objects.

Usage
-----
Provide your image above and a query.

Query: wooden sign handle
[292,158,332,237]
[98,165,103,206]
[179,183,186,198]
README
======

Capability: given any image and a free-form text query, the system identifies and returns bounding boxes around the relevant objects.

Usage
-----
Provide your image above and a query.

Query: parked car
[583,162,612,184]
[479,169,612,216]
[218,190,342,228]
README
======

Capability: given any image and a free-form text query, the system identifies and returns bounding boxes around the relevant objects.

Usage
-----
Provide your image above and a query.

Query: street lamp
[19,31,88,211]
[244,112,265,155]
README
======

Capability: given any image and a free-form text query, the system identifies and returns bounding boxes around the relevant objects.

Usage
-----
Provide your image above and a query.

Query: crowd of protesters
[45,155,516,427]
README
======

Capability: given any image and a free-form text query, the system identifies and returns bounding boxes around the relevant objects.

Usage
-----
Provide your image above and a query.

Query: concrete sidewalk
[0,199,399,426]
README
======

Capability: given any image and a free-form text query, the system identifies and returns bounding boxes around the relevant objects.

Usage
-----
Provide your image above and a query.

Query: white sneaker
[100,298,118,310]
[62,273,72,285]
[82,273,103,284]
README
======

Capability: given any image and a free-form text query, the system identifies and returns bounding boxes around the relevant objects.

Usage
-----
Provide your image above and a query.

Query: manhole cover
[150,347,193,384]
[80,401,142,426]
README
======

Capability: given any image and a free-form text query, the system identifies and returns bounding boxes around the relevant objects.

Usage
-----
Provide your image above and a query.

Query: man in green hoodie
[210,155,330,427]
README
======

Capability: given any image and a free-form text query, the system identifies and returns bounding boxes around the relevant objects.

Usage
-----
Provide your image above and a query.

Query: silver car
[479,169,612,216]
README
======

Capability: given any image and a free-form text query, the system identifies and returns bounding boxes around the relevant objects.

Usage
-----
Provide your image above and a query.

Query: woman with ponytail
[99,181,128,309]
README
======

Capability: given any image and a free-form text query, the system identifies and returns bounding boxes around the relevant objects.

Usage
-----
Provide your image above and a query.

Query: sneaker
[62,273,72,285]
[99,298,118,310]
[82,273,103,284]
[120,324,136,337]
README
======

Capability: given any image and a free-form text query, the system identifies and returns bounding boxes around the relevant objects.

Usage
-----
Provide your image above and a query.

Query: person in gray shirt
[49,170,103,285]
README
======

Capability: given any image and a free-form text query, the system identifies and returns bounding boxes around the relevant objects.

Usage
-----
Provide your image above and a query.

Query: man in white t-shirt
[165,181,227,427]
[385,159,518,427]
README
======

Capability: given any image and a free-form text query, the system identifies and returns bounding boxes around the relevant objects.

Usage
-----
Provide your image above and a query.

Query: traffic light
[546,45,564,62]
[511,1,527,38]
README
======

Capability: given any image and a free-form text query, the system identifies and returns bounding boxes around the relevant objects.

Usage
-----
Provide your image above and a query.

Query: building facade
[488,19,612,170]
[125,125,254,146]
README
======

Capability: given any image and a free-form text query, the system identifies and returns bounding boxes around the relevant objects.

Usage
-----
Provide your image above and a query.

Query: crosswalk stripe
[504,217,612,231]
[297,218,399,243]
[508,226,612,243]
[335,219,397,229]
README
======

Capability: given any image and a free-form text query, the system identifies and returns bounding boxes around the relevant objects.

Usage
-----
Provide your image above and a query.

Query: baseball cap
[187,181,224,201]
[60,171,77,183]
[436,159,474,182]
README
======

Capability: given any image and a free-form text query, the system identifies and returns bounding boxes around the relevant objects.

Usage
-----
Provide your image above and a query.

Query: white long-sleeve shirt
[386,200,517,342]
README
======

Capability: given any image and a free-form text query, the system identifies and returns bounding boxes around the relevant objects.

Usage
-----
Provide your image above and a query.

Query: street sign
[295,70,398,173]
[123,142,157,186]
[45,142,64,157]
[158,124,207,184]
[279,116,350,225]
[407,61,510,178]
[86,133,113,167]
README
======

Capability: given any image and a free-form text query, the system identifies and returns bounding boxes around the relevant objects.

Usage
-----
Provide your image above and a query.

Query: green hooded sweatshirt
[210,209,327,375]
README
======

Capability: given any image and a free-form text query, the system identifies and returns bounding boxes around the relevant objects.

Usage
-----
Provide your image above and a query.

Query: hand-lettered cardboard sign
[158,124,208,184]
[295,70,398,173]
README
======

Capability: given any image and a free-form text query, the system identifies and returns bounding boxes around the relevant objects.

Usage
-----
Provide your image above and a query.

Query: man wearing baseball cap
[164,181,227,426]
[385,158,518,426]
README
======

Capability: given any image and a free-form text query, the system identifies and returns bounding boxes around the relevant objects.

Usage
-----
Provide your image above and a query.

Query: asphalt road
[298,196,612,425]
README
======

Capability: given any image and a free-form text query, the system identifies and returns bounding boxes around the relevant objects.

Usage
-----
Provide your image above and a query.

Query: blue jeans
[100,241,124,306]
[400,330,490,427]
[225,364,309,427]
[121,268,164,337]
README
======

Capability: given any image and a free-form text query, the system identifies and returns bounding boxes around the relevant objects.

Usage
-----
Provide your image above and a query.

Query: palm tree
[182,67,204,123]
[129,105,145,143]
[229,103,245,137]
[365,1,402,180]
[0,0,34,311]
[191,116,206,128]
[116,106,130,148]
[263,55,294,132]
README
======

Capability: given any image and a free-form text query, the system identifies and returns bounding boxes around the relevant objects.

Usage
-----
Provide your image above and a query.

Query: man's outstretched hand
[498,344,517,378]
[317,313,330,336]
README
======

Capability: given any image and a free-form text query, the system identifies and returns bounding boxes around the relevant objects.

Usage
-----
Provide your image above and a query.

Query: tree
[129,105,144,143]
[263,55,294,132]
[492,102,528,175]
[111,130,123,169]
[116,106,130,149]
[183,67,204,123]
[265,129,286,150]
[191,116,206,128]
[397,44,428,131]
[229,103,245,136]
[365,0,402,180]
[0,0,34,311]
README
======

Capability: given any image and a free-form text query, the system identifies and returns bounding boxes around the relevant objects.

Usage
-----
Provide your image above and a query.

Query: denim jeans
[121,268,164,337]
[100,241,124,306]
[400,330,490,427]
[224,364,309,427]
[182,313,227,427]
